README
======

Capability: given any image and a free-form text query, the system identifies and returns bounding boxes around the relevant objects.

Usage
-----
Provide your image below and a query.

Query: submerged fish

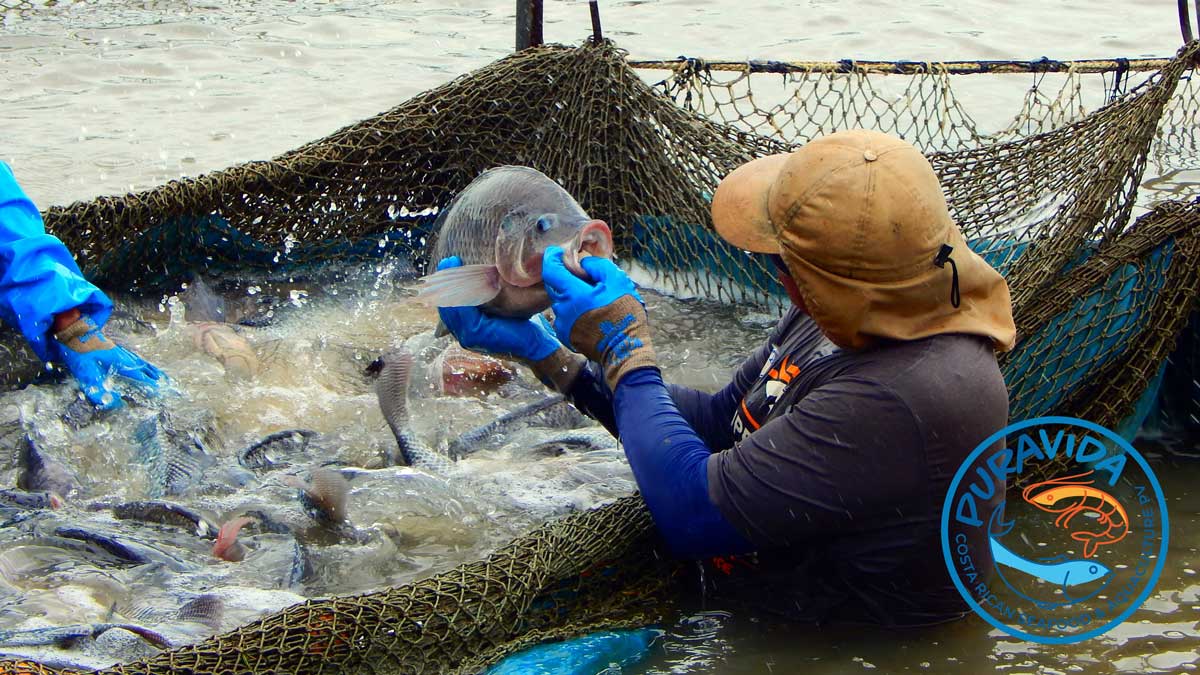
[134,411,215,499]
[0,623,170,649]
[237,429,320,472]
[446,394,574,459]
[123,593,225,635]
[372,350,455,475]
[17,433,77,500]
[52,525,193,572]
[418,165,613,317]
[110,501,218,539]
[526,429,619,457]
[0,488,62,511]
[181,275,227,323]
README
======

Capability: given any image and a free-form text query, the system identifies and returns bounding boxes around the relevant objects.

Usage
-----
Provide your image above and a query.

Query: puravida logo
[941,416,1169,644]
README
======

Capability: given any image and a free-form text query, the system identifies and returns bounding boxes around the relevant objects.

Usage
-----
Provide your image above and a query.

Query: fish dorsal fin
[417,265,502,307]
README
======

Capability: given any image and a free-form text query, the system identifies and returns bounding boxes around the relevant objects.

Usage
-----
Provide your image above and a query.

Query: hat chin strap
[933,244,961,309]
[776,267,808,314]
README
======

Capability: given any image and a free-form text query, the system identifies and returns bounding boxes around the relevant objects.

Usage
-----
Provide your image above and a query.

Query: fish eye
[1089,565,1098,574]
[536,215,556,233]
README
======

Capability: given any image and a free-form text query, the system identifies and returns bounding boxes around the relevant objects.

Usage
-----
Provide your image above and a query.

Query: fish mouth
[564,219,614,278]
[528,219,613,282]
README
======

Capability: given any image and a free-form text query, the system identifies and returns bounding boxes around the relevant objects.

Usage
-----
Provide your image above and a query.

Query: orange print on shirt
[768,356,802,383]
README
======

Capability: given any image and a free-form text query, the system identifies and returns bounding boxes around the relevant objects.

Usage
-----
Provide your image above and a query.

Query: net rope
[0,38,1197,674]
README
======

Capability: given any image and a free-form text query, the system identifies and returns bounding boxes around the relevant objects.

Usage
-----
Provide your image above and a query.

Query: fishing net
[1,37,1199,674]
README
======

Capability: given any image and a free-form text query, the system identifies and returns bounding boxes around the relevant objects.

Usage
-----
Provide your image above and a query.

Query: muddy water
[1,0,1198,672]
[0,271,770,669]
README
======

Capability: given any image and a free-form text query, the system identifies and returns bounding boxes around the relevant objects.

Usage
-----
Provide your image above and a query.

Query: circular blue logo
[940,416,1169,644]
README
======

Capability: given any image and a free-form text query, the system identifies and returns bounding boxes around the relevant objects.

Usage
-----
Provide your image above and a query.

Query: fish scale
[134,411,213,499]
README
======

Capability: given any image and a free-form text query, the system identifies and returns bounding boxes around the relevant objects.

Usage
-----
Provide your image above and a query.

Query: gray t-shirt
[703,308,1008,625]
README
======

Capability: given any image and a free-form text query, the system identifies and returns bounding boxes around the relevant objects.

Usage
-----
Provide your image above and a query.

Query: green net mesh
[1,38,1198,674]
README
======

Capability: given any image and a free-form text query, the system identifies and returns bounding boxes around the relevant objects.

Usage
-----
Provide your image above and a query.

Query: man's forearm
[613,367,753,559]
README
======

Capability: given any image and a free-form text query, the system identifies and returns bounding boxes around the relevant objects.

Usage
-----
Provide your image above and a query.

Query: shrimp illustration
[1022,470,1129,558]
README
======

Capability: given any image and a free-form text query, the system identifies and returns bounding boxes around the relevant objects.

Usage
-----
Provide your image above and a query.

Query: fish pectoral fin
[417,265,502,307]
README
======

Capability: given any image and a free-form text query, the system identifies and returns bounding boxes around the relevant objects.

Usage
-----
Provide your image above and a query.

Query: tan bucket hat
[712,129,1016,351]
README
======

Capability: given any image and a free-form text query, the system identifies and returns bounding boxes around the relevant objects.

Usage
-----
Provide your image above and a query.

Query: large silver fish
[418,165,614,317]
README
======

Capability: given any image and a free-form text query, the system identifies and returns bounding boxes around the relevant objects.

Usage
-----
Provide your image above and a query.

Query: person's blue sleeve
[567,339,772,450]
[612,366,754,559]
[564,360,620,435]
[0,162,111,361]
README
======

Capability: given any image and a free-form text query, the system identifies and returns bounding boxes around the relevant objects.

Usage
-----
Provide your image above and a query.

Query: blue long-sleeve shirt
[567,308,1011,626]
[565,341,772,559]
[0,162,112,361]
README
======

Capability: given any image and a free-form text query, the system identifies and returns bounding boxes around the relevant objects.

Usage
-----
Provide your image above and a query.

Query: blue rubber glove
[51,315,165,410]
[542,247,656,389]
[435,256,562,363]
[0,161,112,362]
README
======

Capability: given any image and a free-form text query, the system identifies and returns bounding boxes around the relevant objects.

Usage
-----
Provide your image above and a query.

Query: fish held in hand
[418,165,613,317]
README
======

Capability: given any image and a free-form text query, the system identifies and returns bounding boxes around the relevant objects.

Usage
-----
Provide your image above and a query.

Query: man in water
[437,129,1016,625]
[0,162,164,410]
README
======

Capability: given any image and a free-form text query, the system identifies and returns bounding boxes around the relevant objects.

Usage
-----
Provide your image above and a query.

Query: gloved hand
[51,315,165,410]
[435,256,584,391]
[435,256,562,361]
[541,247,656,389]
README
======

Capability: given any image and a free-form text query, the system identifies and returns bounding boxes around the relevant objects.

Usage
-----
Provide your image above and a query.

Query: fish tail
[213,516,254,562]
[307,468,349,525]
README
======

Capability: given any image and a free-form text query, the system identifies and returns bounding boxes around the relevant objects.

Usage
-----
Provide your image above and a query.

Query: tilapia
[181,275,260,379]
[134,410,215,499]
[110,501,218,539]
[372,350,455,475]
[527,429,620,457]
[287,468,350,527]
[122,593,224,634]
[0,488,62,511]
[0,623,170,649]
[17,432,77,500]
[237,429,320,472]
[445,394,574,459]
[418,165,614,317]
[180,275,227,323]
[191,323,259,380]
[211,516,311,587]
[50,526,194,572]
[212,516,253,562]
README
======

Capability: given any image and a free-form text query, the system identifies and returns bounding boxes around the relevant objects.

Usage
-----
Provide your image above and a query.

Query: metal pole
[1181,0,1195,43]
[516,0,543,51]
[589,0,603,42]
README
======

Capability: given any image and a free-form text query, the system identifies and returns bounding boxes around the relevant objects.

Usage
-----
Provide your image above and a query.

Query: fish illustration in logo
[1022,470,1129,558]
[988,503,1112,609]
